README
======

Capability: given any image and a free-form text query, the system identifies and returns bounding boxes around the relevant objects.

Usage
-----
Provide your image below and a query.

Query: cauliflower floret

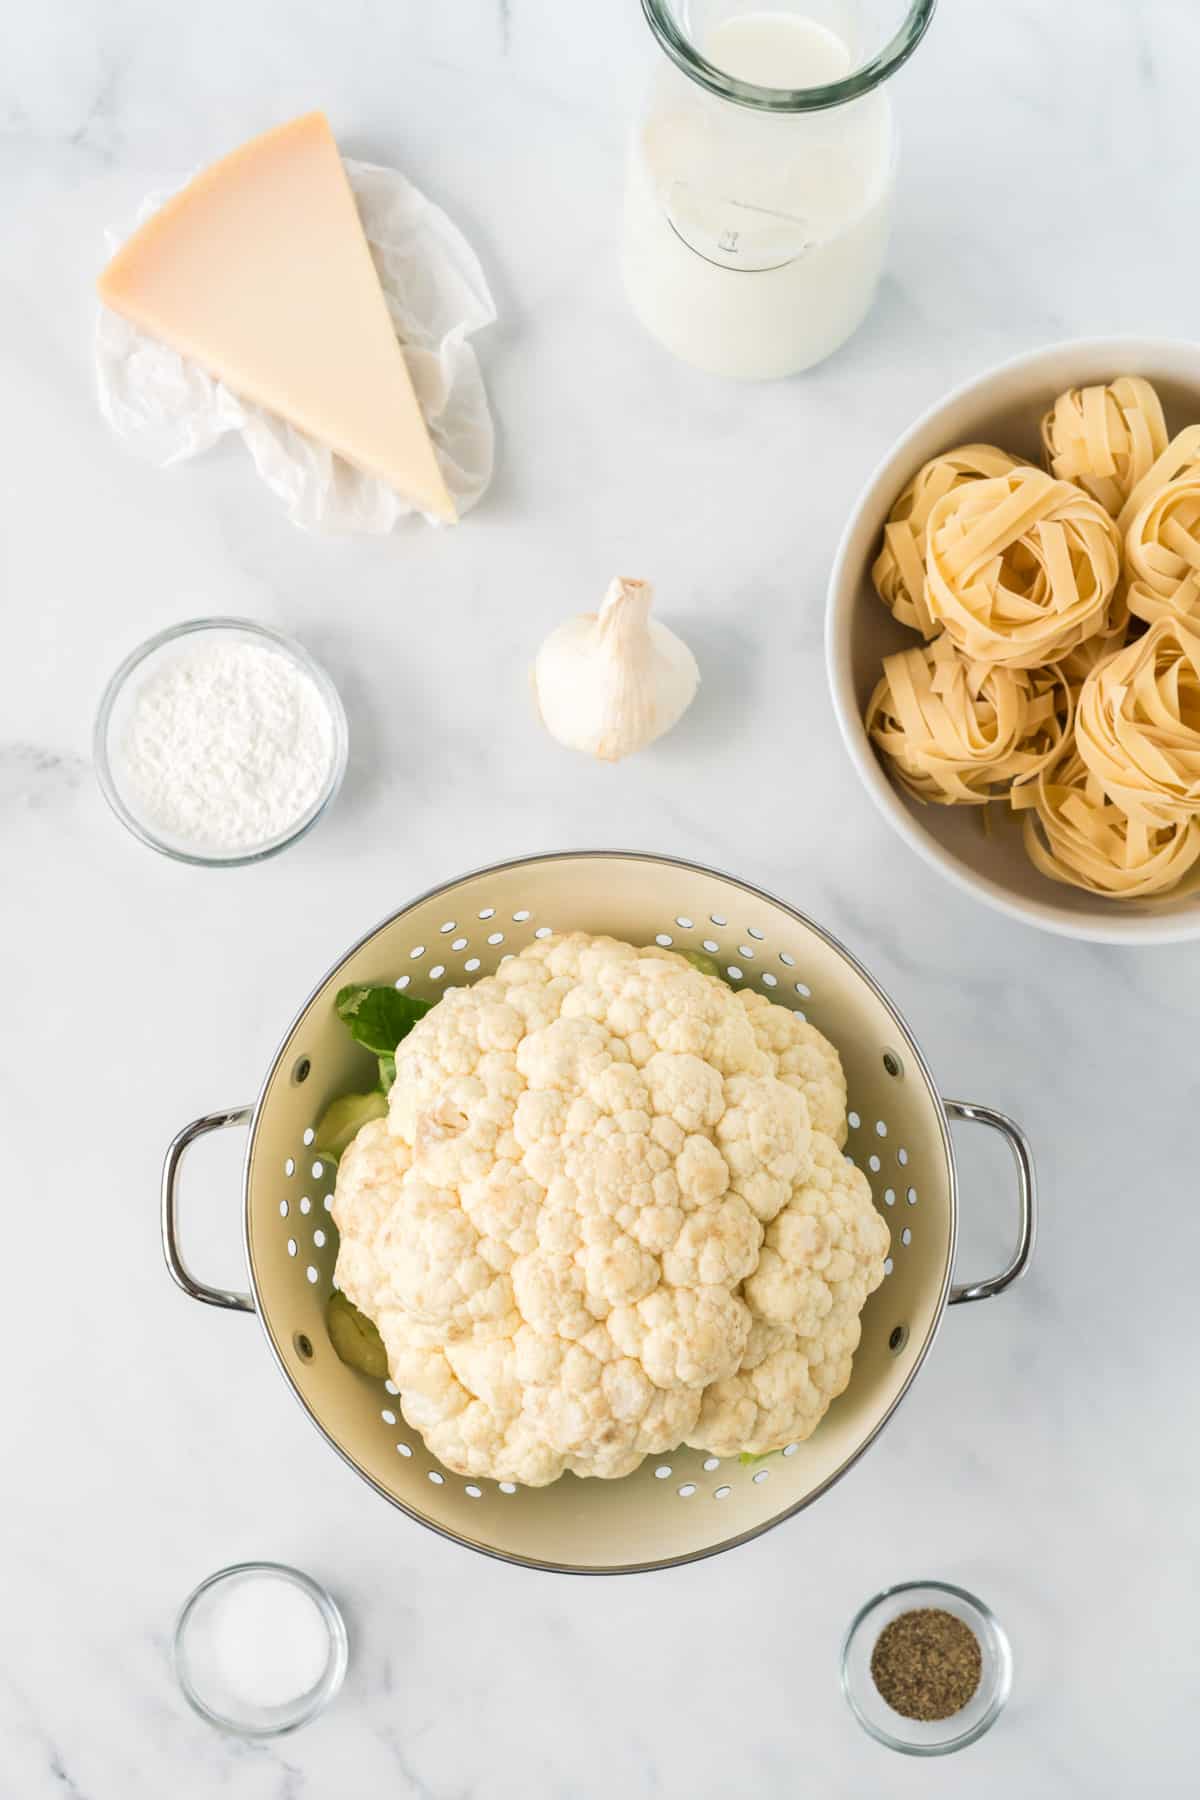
[332,933,884,1485]
[692,1134,889,1456]
[736,987,849,1146]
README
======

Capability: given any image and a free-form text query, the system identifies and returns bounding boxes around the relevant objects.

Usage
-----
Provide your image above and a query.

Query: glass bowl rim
[840,1577,1012,1756]
[93,616,349,868]
[639,0,937,114]
[172,1559,349,1737]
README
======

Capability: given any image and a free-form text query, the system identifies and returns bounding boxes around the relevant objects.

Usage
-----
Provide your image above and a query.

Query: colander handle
[161,1107,256,1313]
[944,1099,1036,1305]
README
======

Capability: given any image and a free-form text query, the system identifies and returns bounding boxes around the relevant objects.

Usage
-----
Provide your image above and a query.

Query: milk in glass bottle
[622,2,936,378]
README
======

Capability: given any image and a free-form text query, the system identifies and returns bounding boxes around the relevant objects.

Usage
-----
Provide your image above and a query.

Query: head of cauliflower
[331,934,888,1486]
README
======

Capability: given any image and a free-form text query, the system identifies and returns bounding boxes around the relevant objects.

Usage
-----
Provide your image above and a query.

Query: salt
[118,636,335,854]
[182,1570,332,1714]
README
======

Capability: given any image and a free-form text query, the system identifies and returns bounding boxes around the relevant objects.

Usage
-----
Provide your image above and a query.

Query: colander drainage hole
[284,1158,295,1177]
[675,916,693,929]
[513,910,531,922]
[907,1187,918,1205]
[499,1481,517,1494]
[795,982,812,999]
[313,1229,326,1249]
[868,1155,881,1173]
[279,1200,288,1218]
[883,1257,894,1276]
[714,1485,732,1500]
[883,1188,896,1206]
[709,914,727,927]
[381,1409,396,1425]
[779,951,795,967]
[293,1332,313,1361]
[286,1239,297,1258]
[305,1265,318,1284]
[782,1443,799,1457]
[311,1161,325,1180]
[702,1457,720,1471]
[534,927,553,940]
[752,1469,769,1485]
[883,1050,904,1079]
[848,1111,861,1131]
[299,1197,311,1214]
[875,1120,888,1138]
[465,1485,482,1499]
[302,1127,315,1146]
[292,1058,310,1086]
[702,939,719,953]
[465,958,481,972]
[487,932,504,946]
[654,1465,672,1480]
[655,933,673,947]
[727,966,743,981]
[451,937,468,951]
[889,1324,909,1353]
[747,926,764,941]
[396,975,410,990]
[901,1227,912,1246]
[396,1443,413,1458]
[385,1380,399,1395]
[428,1471,445,1486]
[898,1147,909,1166]
[677,1483,696,1498]
[762,972,777,988]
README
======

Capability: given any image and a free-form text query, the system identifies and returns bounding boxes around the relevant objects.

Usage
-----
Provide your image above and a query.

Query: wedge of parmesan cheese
[98,111,456,523]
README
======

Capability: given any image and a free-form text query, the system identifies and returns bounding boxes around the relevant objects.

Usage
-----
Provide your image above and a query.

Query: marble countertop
[5,2,1199,1794]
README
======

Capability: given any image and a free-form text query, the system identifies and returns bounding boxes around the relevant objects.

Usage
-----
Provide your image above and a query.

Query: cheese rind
[98,112,457,523]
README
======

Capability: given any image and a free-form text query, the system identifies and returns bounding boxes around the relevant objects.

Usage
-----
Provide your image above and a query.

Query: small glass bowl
[840,1580,1012,1756]
[94,617,349,866]
[173,1561,349,1738]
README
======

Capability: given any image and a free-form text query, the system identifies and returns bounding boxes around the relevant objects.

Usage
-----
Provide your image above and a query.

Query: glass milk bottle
[622,1,935,379]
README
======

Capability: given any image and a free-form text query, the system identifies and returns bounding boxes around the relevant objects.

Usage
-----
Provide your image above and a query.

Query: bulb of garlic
[532,577,700,762]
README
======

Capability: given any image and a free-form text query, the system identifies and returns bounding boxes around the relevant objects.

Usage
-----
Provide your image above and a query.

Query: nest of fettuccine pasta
[865,376,1200,900]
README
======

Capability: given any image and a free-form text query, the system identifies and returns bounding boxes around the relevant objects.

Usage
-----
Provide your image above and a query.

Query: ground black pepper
[869,1607,983,1722]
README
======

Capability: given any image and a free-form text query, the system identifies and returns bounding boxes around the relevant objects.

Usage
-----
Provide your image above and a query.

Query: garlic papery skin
[532,577,700,761]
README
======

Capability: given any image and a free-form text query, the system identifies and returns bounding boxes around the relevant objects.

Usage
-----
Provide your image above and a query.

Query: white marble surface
[5,2,1200,1794]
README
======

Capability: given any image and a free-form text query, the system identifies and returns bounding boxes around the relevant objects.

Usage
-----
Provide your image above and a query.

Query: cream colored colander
[162,852,1034,1574]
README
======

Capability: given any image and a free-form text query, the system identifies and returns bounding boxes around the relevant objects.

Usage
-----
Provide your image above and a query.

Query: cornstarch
[120,639,335,852]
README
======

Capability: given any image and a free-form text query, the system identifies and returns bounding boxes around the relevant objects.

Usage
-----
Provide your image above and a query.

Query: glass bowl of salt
[94,617,349,866]
[173,1561,349,1737]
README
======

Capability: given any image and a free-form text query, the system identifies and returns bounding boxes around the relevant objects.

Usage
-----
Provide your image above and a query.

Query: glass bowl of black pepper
[840,1580,1012,1755]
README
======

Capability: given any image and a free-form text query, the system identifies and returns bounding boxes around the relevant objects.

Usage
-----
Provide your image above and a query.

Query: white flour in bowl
[119,638,336,853]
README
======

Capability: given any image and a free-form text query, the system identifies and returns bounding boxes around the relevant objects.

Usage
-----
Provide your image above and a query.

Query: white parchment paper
[95,160,496,533]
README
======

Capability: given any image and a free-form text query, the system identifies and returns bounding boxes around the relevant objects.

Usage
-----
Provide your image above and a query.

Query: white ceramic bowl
[826,337,1200,945]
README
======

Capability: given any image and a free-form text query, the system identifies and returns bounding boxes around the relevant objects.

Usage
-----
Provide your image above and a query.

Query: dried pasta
[1058,606,1130,688]
[1124,468,1200,627]
[1041,377,1167,517]
[1075,618,1200,826]
[866,634,1069,805]
[924,467,1121,669]
[863,374,1200,902]
[1014,749,1200,898]
[1116,425,1200,535]
[871,444,1020,639]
